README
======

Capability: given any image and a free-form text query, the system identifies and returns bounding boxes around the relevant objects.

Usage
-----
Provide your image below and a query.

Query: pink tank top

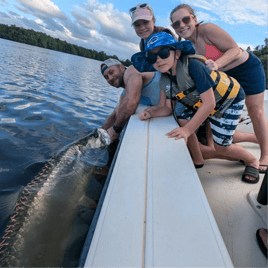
[205,44,223,61]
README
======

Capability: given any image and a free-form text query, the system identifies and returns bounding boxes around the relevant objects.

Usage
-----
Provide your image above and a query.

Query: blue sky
[0,0,267,60]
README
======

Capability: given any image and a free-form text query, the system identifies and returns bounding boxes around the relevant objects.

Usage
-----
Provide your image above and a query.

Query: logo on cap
[147,36,159,47]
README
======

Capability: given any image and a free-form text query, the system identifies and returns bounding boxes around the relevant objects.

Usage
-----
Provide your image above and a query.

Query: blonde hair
[170,4,203,27]
[170,4,196,22]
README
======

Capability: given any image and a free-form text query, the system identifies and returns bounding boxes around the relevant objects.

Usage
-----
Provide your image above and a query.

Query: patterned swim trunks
[177,99,245,146]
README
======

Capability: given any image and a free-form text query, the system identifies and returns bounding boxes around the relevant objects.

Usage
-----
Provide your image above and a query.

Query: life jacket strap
[173,56,240,118]
[211,71,240,113]
[193,100,217,115]
[175,85,196,100]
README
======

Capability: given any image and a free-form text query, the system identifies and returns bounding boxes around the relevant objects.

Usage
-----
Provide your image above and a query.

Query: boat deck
[196,94,268,267]
[81,91,267,267]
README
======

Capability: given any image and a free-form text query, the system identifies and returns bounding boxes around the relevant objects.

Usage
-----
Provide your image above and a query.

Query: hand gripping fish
[0,128,110,267]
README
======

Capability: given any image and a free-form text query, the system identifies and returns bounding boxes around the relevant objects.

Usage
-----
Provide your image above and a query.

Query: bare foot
[259,165,268,173]
[259,158,268,173]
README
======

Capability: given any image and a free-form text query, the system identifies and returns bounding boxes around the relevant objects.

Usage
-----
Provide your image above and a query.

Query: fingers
[166,127,182,138]
[166,127,188,143]
[139,111,150,120]
[205,59,218,71]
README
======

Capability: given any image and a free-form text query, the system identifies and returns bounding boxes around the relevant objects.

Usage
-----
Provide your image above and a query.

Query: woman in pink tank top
[204,44,223,61]
[169,4,268,177]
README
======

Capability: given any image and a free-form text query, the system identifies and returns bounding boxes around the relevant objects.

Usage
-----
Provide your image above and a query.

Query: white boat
[79,90,268,267]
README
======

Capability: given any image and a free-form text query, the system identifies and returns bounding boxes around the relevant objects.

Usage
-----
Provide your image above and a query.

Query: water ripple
[0,39,121,186]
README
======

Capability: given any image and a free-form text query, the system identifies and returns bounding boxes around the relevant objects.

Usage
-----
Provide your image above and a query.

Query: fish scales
[0,129,110,266]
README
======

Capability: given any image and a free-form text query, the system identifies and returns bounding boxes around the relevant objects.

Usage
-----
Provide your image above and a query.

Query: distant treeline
[0,24,267,86]
[0,24,132,66]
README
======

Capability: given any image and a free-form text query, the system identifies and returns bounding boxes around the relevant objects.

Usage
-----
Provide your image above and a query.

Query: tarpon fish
[0,128,110,267]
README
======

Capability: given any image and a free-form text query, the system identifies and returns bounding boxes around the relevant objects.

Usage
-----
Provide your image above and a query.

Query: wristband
[113,125,123,133]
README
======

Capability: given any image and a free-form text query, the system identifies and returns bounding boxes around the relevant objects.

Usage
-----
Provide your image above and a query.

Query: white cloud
[35,19,43,24]
[0,11,10,18]
[15,0,66,19]
[195,11,217,22]
[10,0,140,59]
[177,0,267,26]
[0,0,8,5]
[71,10,98,30]
[3,0,265,61]
[78,0,138,44]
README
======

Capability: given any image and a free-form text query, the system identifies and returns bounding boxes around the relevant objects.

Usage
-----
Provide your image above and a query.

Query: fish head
[84,128,110,149]
[96,128,111,146]
[79,128,111,150]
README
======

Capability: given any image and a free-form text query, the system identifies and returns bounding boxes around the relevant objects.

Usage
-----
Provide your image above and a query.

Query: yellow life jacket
[159,55,241,118]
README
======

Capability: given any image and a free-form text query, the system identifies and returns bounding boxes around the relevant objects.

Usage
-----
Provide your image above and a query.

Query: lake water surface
[0,38,121,266]
[0,38,121,186]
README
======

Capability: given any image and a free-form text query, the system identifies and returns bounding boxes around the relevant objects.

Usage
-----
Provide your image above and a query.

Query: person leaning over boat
[169,4,268,174]
[131,32,260,183]
[100,58,161,143]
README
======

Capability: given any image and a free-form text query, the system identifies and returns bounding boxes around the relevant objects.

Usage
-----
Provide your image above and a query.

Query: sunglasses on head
[129,3,148,14]
[171,15,194,29]
[146,47,175,64]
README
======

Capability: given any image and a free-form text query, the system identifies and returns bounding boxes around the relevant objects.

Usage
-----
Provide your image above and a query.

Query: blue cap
[131,32,195,72]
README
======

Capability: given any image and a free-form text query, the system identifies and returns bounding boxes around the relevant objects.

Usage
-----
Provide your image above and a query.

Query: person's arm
[139,90,172,120]
[166,89,215,142]
[113,68,142,126]
[166,59,216,143]
[200,23,241,70]
[102,96,123,130]
[106,67,142,142]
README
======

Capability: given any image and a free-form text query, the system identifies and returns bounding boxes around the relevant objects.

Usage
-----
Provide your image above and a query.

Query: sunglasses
[171,15,194,29]
[129,3,148,14]
[146,47,174,64]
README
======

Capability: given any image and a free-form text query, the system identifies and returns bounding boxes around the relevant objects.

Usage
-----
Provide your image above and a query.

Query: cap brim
[170,40,195,55]
[131,52,156,72]
[132,15,153,24]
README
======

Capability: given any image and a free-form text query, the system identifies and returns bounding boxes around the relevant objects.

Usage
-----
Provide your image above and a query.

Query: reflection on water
[0,39,121,266]
[0,38,121,187]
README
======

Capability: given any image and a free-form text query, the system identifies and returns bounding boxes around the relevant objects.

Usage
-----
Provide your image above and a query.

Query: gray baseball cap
[101,58,122,74]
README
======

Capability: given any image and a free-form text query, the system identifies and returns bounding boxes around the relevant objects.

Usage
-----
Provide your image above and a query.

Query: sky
[0,0,267,60]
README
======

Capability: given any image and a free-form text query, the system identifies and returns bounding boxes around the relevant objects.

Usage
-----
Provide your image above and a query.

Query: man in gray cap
[100,58,162,142]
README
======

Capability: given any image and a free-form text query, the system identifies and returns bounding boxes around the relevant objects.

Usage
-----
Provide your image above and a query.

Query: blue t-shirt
[188,59,245,103]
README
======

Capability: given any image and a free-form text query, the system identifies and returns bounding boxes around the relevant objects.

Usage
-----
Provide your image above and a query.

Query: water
[0,38,121,265]
[0,38,121,187]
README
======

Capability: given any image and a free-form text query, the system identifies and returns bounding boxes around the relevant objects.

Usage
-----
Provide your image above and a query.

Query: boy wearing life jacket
[131,32,259,183]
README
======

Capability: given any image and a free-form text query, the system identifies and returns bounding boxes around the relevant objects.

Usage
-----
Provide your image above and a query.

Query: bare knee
[246,95,265,119]
[247,105,264,119]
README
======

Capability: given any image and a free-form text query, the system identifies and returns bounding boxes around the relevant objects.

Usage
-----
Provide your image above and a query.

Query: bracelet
[113,125,123,133]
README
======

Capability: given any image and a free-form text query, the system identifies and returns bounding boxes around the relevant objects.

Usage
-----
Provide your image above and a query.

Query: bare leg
[179,119,204,166]
[246,93,268,172]
[214,143,259,181]
[233,130,258,144]
[201,121,258,162]
[206,119,214,148]
[199,143,239,161]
